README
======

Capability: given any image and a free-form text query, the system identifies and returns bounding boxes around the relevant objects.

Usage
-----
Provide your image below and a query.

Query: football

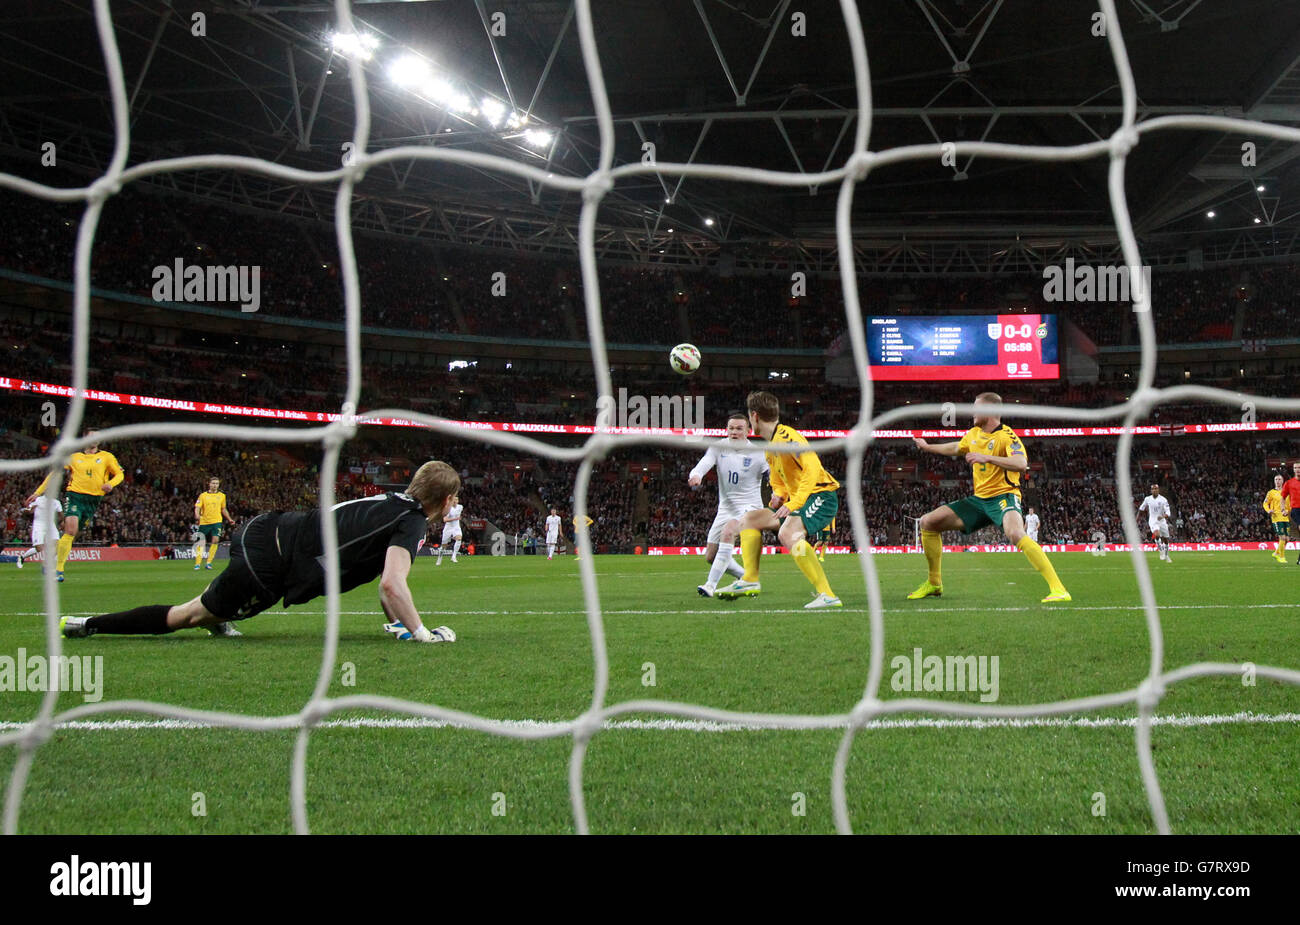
[669,342,701,375]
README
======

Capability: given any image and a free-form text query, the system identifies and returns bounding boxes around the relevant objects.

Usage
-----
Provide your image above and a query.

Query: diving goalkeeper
[60,461,461,643]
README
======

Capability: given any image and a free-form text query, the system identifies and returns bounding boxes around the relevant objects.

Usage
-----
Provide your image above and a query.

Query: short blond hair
[406,461,460,509]
[975,391,1003,405]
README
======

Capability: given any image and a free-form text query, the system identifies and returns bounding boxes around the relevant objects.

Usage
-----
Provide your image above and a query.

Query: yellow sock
[1278,536,1287,557]
[56,534,73,571]
[1018,536,1065,593]
[791,539,833,596]
[206,542,218,564]
[921,530,943,586]
[740,529,762,581]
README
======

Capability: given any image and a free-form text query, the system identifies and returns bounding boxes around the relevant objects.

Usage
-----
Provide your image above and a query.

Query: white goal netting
[3,0,1300,834]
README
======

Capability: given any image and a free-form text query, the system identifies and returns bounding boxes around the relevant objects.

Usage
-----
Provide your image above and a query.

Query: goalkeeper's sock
[740,529,762,582]
[921,530,943,586]
[707,544,735,587]
[1277,536,1287,557]
[206,542,218,564]
[55,534,73,571]
[791,539,833,596]
[1018,536,1066,594]
[87,604,173,636]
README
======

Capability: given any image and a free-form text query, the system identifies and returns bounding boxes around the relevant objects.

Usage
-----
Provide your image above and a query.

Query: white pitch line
[5,602,1300,619]
[0,711,1297,734]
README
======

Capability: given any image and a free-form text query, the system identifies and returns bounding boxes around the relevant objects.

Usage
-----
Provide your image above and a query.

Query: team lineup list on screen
[867,314,1060,381]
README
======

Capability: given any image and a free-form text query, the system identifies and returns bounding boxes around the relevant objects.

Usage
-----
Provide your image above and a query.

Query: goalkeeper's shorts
[200,513,286,621]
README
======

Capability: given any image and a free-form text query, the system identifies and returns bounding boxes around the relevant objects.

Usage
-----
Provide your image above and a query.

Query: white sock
[707,545,735,587]
[452,539,461,558]
[437,545,444,561]
[21,547,36,558]
[726,558,746,578]
[548,543,555,558]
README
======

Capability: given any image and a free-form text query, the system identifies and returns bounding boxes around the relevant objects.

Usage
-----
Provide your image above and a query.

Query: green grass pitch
[0,550,1296,834]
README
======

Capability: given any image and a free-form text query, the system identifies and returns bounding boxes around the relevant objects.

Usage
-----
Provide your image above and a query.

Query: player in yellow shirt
[194,477,234,571]
[909,392,1069,603]
[1263,474,1290,563]
[24,432,124,582]
[572,513,594,560]
[716,391,842,608]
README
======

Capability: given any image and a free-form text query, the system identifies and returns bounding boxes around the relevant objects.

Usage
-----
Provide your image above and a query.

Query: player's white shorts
[31,521,50,547]
[441,524,462,544]
[707,504,763,545]
[545,531,559,545]
[1148,522,1169,539]
[1027,529,1038,542]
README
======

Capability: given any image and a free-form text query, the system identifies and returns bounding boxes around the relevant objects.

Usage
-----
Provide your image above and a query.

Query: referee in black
[61,461,460,644]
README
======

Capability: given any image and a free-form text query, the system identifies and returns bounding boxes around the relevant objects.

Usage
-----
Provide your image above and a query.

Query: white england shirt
[1138,494,1171,529]
[690,438,768,516]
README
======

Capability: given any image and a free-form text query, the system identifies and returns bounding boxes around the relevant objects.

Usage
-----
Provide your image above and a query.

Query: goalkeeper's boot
[193,562,201,571]
[56,571,65,583]
[60,616,92,638]
[1041,589,1072,603]
[805,592,843,610]
[906,581,942,600]
[715,579,761,600]
[208,622,242,637]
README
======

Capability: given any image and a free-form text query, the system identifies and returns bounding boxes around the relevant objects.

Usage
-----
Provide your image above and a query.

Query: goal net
[2,0,1300,835]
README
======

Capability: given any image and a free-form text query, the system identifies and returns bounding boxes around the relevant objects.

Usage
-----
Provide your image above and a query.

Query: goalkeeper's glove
[383,621,456,643]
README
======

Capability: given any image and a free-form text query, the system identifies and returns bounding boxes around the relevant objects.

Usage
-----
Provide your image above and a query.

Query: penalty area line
[1,711,1297,735]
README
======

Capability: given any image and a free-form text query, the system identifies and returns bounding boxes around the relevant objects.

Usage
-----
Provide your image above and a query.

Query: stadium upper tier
[1,188,1296,350]
[2,319,1297,432]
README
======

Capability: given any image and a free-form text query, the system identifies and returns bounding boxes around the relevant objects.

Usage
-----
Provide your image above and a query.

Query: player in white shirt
[1138,483,1173,562]
[17,494,64,569]
[544,508,562,559]
[1024,507,1040,543]
[436,496,463,564]
[689,411,770,597]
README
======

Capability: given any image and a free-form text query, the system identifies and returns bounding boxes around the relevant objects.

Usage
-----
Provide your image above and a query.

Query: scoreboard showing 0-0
[867,314,1060,381]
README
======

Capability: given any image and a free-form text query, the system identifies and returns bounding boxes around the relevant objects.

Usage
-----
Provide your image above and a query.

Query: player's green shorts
[1274,521,1290,537]
[787,490,839,538]
[63,491,100,526]
[948,492,1022,534]
[199,523,224,541]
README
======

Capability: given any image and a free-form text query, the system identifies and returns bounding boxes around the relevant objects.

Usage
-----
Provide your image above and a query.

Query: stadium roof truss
[1,0,1299,274]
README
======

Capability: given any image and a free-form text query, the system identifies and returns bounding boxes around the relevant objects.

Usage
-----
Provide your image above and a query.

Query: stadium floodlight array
[2,0,1300,835]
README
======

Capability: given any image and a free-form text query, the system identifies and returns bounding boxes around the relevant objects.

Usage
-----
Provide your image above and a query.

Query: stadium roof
[2,0,1300,271]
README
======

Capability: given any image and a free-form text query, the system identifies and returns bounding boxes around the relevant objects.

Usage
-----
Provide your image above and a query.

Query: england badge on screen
[987,322,1001,339]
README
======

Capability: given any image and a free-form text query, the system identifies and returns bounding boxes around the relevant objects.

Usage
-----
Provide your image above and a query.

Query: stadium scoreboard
[867,314,1059,381]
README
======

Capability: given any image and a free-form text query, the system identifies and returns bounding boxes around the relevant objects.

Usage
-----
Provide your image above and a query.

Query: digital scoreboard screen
[867,314,1059,381]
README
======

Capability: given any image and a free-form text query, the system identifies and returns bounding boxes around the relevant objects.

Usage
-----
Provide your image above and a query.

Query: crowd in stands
[3,411,1291,554]
[3,187,1298,351]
